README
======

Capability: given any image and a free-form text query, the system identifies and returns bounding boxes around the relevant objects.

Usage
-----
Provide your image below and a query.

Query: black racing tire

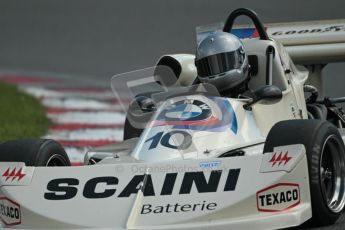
[123,92,159,140]
[0,139,70,166]
[264,119,345,227]
[123,117,144,140]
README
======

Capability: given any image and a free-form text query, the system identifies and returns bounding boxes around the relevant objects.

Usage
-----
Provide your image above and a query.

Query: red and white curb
[0,74,127,166]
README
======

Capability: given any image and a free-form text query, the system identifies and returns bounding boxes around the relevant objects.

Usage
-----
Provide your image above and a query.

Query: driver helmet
[195,31,249,93]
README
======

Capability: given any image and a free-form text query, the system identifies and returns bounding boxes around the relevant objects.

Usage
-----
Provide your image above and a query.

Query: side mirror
[126,95,157,129]
[243,85,282,110]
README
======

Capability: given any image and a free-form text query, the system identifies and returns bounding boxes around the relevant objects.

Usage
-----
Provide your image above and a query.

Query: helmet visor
[195,49,245,77]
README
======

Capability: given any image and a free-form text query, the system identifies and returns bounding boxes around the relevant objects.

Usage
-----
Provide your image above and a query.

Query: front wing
[0,144,310,229]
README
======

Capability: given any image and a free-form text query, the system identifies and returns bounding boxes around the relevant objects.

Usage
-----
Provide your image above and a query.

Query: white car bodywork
[0,145,310,229]
[1,19,345,229]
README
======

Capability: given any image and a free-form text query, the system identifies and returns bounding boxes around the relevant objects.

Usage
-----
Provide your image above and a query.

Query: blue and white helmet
[195,32,249,93]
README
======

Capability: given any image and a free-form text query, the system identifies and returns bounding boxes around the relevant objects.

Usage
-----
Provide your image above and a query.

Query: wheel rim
[320,135,345,213]
[46,154,68,166]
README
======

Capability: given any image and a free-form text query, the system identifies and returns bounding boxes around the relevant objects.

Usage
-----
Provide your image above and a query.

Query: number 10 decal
[145,131,192,150]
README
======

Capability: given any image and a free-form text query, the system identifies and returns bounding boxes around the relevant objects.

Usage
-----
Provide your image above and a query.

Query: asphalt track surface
[0,0,345,98]
[1,1,345,229]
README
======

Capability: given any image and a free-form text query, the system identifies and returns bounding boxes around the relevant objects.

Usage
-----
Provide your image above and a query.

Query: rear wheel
[264,119,345,227]
[124,94,157,140]
[123,117,144,140]
[0,139,70,166]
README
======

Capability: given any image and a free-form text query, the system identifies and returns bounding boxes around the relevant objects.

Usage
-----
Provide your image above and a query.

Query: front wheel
[0,139,70,166]
[264,119,345,227]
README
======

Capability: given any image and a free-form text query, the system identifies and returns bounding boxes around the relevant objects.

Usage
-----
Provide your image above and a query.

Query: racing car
[1,8,345,230]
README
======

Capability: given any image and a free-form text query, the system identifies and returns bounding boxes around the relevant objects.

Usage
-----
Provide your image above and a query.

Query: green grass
[0,83,51,142]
